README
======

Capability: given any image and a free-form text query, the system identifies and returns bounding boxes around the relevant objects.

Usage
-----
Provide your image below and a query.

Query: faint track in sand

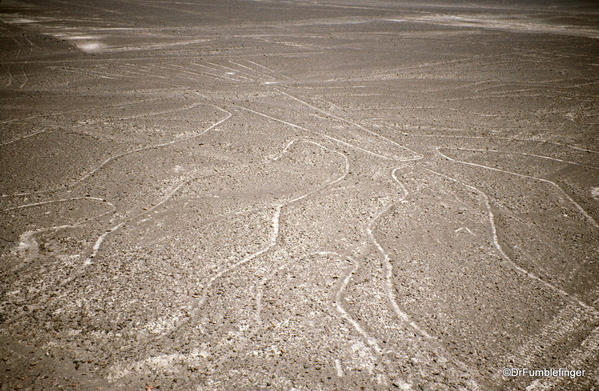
[1,196,119,276]
[61,179,188,287]
[330,252,384,355]
[1,106,232,300]
[189,62,245,82]
[203,61,253,81]
[228,59,292,82]
[377,125,599,156]
[255,250,393,377]
[2,195,116,214]
[494,303,598,385]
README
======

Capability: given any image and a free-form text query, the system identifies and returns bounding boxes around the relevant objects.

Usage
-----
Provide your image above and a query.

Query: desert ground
[1,0,598,389]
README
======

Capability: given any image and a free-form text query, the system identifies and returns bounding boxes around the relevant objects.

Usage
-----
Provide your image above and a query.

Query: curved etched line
[1,105,232,198]
[254,139,350,325]
[134,137,349,343]
[425,167,598,316]
[285,139,349,203]
[18,63,27,89]
[57,179,188,291]
[387,167,485,387]
[0,97,164,142]
[117,101,205,120]
[255,259,288,326]
[524,325,599,391]
[190,205,282,318]
[81,180,187,267]
[437,147,598,228]
[0,128,57,147]
[5,199,119,277]
[366,197,432,340]
[4,64,13,87]
[331,252,383,355]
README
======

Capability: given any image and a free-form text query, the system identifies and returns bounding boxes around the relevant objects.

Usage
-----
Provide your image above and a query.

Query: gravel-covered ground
[1,0,598,389]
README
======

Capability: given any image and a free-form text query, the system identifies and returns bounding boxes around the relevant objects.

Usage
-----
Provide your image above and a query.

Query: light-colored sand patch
[592,187,599,200]
[75,41,106,53]
[16,230,39,261]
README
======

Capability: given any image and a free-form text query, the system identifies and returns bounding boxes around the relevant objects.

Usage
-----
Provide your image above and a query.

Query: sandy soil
[1,0,598,390]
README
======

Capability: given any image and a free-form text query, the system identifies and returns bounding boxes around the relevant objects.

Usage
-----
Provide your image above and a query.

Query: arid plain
[1,0,598,389]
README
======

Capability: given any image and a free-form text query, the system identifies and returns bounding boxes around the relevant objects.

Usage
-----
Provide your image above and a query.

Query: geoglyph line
[3,198,120,287]
[366,168,431,339]
[62,179,188,287]
[437,147,598,228]
[2,196,117,216]
[188,205,282,319]
[246,59,292,81]
[133,137,350,345]
[189,62,243,82]
[0,96,165,145]
[227,60,276,81]
[1,105,231,198]
[203,61,253,81]
[35,104,232,293]
[330,252,384,355]
[275,89,424,161]
[368,167,483,389]
[451,147,599,170]
[425,167,598,315]
[237,105,394,160]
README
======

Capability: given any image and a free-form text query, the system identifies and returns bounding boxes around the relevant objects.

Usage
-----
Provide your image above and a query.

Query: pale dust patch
[591,187,599,200]
[15,230,39,262]
[75,42,106,53]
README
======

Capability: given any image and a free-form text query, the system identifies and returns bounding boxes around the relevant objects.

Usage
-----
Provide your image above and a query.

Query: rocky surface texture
[1,0,598,389]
